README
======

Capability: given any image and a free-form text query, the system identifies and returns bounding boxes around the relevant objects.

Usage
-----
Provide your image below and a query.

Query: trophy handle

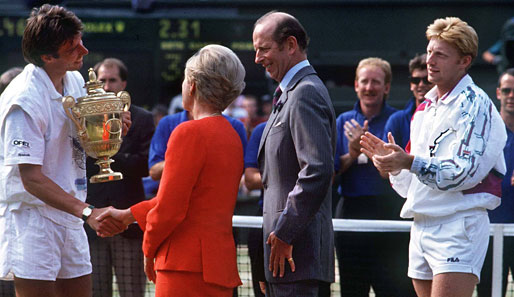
[117,91,131,112]
[62,96,88,140]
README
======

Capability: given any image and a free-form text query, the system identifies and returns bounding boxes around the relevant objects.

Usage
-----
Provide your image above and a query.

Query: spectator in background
[85,58,154,297]
[240,94,266,138]
[0,67,22,94]
[334,57,402,297]
[151,104,168,127]
[384,53,434,150]
[259,93,273,120]
[482,17,514,74]
[477,68,514,297]
[243,121,267,297]
[142,103,168,199]
[167,94,183,114]
[223,94,247,120]
[361,17,506,297]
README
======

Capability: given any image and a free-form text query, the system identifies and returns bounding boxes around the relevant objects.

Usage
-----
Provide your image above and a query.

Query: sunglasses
[500,88,514,96]
[410,76,430,85]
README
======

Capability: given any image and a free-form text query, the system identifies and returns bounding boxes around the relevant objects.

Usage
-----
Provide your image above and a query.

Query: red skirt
[155,270,233,297]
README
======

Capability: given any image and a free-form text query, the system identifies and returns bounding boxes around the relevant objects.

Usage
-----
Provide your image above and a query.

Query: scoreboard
[0,13,267,108]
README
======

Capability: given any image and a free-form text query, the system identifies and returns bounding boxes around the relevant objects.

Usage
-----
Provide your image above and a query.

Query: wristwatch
[82,205,94,222]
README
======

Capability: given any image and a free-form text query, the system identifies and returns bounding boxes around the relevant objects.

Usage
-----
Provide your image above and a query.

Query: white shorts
[0,205,92,281]
[408,211,489,281]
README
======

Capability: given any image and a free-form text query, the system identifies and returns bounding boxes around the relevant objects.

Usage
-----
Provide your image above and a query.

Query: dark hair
[408,53,427,74]
[22,4,83,67]
[0,67,23,94]
[151,104,168,117]
[94,58,128,82]
[255,11,309,52]
[498,68,514,87]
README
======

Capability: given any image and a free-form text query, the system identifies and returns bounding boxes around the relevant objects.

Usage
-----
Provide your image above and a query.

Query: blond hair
[426,17,478,61]
[355,57,392,85]
[185,44,246,111]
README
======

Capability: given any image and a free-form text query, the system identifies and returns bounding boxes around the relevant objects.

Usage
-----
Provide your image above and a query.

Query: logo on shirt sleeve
[12,139,30,148]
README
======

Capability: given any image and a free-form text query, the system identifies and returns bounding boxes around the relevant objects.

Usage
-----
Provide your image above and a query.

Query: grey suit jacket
[258,65,336,283]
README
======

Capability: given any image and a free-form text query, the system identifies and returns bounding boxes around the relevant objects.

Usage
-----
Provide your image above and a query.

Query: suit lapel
[257,65,317,160]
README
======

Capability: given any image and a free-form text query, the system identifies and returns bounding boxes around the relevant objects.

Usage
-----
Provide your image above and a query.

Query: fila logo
[12,140,30,148]
[447,257,460,263]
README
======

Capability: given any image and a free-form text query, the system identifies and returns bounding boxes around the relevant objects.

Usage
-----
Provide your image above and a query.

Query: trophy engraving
[63,68,131,183]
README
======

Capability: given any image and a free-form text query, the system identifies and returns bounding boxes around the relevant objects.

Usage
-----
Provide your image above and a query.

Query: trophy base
[90,172,123,183]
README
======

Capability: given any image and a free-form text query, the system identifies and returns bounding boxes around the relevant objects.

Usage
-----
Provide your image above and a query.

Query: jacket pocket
[200,236,242,288]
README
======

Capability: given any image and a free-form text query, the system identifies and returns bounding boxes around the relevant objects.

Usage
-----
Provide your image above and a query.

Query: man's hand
[511,169,514,186]
[360,132,413,174]
[94,207,135,237]
[96,207,135,225]
[345,119,368,159]
[359,131,392,159]
[144,256,156,283]
[121,110,132,137]
[259,281,266,294]
[266,231,295,277]
[86,207,127,237]
[149,161,164,181]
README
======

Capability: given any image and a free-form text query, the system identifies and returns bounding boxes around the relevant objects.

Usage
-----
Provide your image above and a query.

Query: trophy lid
[77,68,117,102]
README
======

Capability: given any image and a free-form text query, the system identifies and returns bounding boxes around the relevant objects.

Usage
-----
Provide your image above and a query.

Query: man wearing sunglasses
[477,68,514,297]
[384,53,434,150]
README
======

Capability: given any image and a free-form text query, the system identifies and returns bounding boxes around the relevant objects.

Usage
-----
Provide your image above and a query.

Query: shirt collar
[353,99,389,121]
[279,60,310,92]
[424,74,473,105]
[32,65,76,100]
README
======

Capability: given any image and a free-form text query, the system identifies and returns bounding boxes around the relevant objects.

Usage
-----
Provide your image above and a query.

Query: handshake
[85,206,136,237]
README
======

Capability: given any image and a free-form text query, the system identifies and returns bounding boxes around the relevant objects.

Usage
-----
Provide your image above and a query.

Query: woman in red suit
[99,44,246,296]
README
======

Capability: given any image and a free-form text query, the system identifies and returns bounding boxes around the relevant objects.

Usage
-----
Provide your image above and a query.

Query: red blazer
[131,116,243,288]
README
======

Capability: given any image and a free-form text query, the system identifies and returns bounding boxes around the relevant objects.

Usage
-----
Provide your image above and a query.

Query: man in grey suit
[253,11,336,296]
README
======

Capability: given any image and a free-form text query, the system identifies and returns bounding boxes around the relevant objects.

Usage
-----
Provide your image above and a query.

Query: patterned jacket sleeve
[410,89,507,192]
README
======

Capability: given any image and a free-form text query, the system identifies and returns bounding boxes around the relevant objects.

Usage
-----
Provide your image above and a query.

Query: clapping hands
[359,131,414,175]
[345,119,368,159]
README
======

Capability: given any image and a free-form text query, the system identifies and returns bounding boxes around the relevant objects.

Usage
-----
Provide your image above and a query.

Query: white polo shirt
[0,64,87,228]
[391,74,507,219]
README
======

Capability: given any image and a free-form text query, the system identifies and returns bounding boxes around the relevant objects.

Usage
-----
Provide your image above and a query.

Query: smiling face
[410,68,433,105]
[355,66,390,110]
[253,21,291,83]
[426,38,470,95]
[497,73,514,117]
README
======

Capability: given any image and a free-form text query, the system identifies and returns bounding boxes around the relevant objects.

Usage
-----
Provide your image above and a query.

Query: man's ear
[384,83,391,97]
[40,54,54,64]
[459,55,472,69]
[286,36,298,55]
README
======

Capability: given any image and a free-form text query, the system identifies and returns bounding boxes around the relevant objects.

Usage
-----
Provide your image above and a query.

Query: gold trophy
[62,68,131,183]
